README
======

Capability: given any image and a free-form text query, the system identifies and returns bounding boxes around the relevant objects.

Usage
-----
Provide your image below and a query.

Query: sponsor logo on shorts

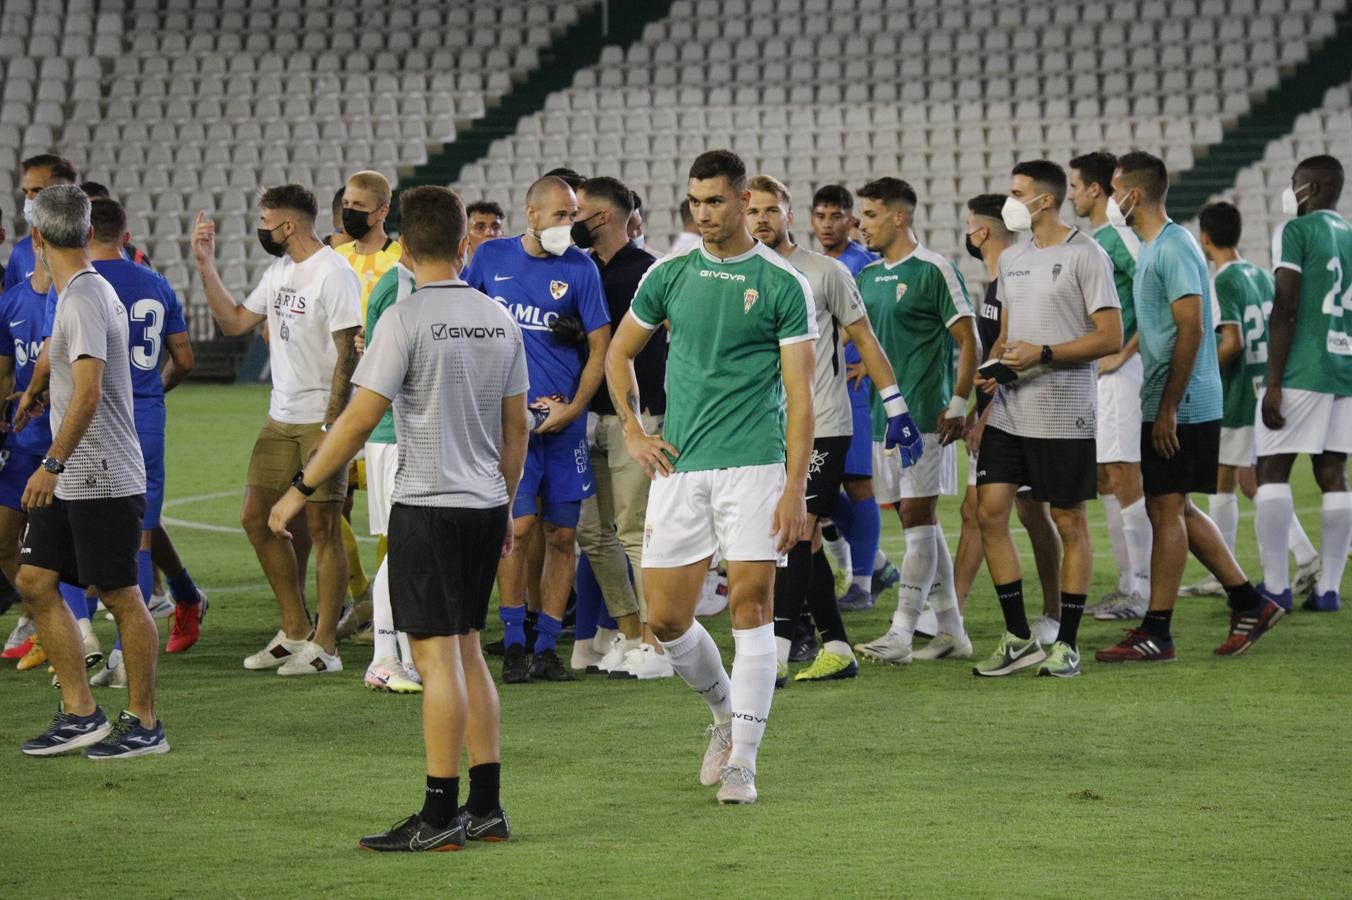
[808,447,827,476]
[643,523,653,548]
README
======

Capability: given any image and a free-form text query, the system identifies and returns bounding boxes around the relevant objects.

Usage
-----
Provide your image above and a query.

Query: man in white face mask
[4,155,78,293]
[463,175,613,685]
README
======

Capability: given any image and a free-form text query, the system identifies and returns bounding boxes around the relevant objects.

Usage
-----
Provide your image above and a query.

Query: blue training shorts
[511,426,594,526]
[139,427,165,531]
[844,400,873,478]
[0,450,42,513]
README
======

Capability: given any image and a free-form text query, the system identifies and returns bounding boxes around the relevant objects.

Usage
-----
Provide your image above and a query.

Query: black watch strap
[291,470,317,497]
[1041,344,1054,365]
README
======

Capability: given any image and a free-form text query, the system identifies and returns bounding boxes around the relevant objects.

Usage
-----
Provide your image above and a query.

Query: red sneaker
[1094,628,1177,663]
[165,592,208,654]
[2,637,34,660]
[1215,597,1284,656]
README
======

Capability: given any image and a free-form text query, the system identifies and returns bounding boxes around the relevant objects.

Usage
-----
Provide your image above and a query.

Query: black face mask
[965,232,984,261]
[257,224,289,257]
[570,212,604,250]
[342,207,375,241]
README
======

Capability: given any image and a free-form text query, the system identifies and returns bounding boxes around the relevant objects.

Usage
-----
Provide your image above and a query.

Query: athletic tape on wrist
[878,384,908,417]
[946,395,968,419]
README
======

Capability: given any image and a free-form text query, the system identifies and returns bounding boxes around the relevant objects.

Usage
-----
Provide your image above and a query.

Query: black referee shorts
[20,495,146,590]
[387,503,509,637]
[806,435,851,519]
[1141,420,1220,497]
[975,426,1096,507]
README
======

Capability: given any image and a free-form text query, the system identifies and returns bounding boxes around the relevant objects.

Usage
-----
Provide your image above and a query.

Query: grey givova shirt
[987,229,1120,440]
[784,245,867,439]
[49,268,146,500]
[353,278,529,509]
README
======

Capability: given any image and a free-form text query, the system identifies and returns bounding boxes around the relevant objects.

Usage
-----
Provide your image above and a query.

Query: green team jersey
[628,241,815,473]
[1273,209,1352,395]
[858,245,974,435]
[364,262,415,444]
[1214,260,1274,429]
[1094,222,1141,341]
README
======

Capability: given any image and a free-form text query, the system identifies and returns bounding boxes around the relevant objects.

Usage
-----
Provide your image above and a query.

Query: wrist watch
[1041,344,1054,365]
[291,470,317,497]
[41,456,65,474]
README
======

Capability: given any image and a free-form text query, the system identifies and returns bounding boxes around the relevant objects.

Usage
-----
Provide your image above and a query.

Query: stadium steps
[1169,7,1352,219]
[394,0,676,205]
[189,335,255,383]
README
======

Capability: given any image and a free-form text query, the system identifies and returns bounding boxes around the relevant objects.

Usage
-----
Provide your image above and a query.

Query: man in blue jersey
[464,175,611,684]
[4,156,78,293]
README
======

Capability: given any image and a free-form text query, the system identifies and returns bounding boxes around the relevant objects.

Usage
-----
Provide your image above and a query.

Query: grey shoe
[699,722,732,787]
[716,765,758,805]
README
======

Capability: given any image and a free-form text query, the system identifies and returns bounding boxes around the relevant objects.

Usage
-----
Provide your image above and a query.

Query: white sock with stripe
[892,525,938,641]
[728,623,776,772]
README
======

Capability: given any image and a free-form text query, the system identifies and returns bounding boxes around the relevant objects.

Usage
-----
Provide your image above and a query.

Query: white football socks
[370,557,399,664]
[1255,483,1294,591]
[1318,492,1352,595]
[659,620,731,724]
[892,524,939,641]
[823,532,852,582]
[1121,498,1153,599]
[1209,491,1240,554]
[1289,517,1319,568]
[928,529,964,637]
[1103,495,1131,594]
[729,623,776,773]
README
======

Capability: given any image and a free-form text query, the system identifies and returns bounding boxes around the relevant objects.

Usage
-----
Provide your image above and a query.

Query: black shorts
[1141,420,1220,497]
[387,503,508,637]
[806,435,851,518]
[975,426,1096,507]
[20,495,146,589]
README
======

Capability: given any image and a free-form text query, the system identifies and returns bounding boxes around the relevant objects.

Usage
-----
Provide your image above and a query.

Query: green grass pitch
[2,384,1349,898]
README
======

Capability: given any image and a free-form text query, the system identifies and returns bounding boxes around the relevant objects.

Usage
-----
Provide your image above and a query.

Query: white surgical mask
[1281,183,1311,217]
[537,224,573,256]
[1106,195,1132,228]
[632,234,645,250]
[1001,193,1045,232]
[22,197,35,226]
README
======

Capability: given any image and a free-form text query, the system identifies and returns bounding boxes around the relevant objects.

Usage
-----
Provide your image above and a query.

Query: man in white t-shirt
[193,185,362,677]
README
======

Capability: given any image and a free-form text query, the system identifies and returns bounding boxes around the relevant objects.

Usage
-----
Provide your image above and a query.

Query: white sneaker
[402,661,422,686]
[91,649,127,688]
[595,635,639,673]
[570,638,604,672]
[912,631,974,660]
[1031,614,1060,647]
[1293,556,1321,598]
[147,592,174,619]
[717,764,758,805]
[4,615,35,652]
[243,630,309,670]
[82,628,104,670]
[276,641,343,676]
[1086,590,1127,615]
[1093,593,1147,621]
[1179,577,1223,597]
[590,626,618,656]
[854,629,913,665]
[699,722,732,786]
[364,657,421,693]
[914,607,939,639]
[696,566,729,617]
[608,644,673,680]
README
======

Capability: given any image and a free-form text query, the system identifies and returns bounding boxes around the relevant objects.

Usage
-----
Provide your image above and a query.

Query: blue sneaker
[82,710,170,759]
[1302,590,1341,612]
[870,562,900,597]
[1257,582,1292,612]
[22,704,111,757]
[836,584,875,612]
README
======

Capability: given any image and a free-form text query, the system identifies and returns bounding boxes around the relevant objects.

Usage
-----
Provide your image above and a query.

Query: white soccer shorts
[1096,354,1144,464]
[872,436,957,504]
[1219,426,1256,468]
[365,441,399,536]
[1255,389,1352,457]
[641,463,787,569]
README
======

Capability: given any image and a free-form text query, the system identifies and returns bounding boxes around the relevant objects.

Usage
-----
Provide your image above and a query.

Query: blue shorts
[138,428,165,530]
[0,450,42,513]
[512,427,594,526]
[844,401,873,478]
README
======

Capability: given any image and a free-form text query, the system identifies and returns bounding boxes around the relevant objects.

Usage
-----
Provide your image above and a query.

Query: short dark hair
[1296,154,1345,200]
[967,193,1007,222]
[465,200,505,220]
[260,184,318,221]
[856,177,918,209]
[1116,151,1169,202]
[1068,152,1117,196]
[331,187,345,218]
[89,197,127,244]
[688,150,747,191]
[399,186,466,262]
[1011,160,1068,204]
[812,184,855,212]
[543,167,586,191]
[578,176,635,217]
[80,180,111,199]
[21,154,77,183]
[1198,201,1242,249]
[629,190,643,212]
[679,199,693,225]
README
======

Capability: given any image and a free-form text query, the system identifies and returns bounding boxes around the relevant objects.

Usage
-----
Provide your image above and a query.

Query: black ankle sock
[1142,608,1173,639]
[772,542,813,640]
[1224,581,1262,613]
[809,548,849,646]
[467,763,501,816]
[421,775,459,828]
[996,580,1030,639]
[821,523,840,542]
[1055,593,1086,648]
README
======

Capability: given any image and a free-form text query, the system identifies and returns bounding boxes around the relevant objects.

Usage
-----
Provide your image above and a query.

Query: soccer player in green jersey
[849,178,979,666]
[604,151,816,805]
[1068,152,1152,621]
[1256,154,1352,613]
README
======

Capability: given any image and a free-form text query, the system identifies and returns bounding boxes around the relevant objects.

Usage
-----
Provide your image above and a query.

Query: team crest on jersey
[895,283,908,302]
[1052,263,1063,282]
[743,288,759,312]
[550,280,569,300]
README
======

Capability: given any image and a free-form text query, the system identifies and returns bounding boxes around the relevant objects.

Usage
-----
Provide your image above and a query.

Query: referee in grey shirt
[270,187,529,853]
[15,185,163,759]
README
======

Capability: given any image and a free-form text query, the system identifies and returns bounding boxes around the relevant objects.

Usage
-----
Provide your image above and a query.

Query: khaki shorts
[246,418,348,502]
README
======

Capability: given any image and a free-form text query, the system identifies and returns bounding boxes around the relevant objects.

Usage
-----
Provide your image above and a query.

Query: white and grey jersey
[352,279,529,509]
[988,230,1120,440]
[48,268,146,500]
[785,246,867,438]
